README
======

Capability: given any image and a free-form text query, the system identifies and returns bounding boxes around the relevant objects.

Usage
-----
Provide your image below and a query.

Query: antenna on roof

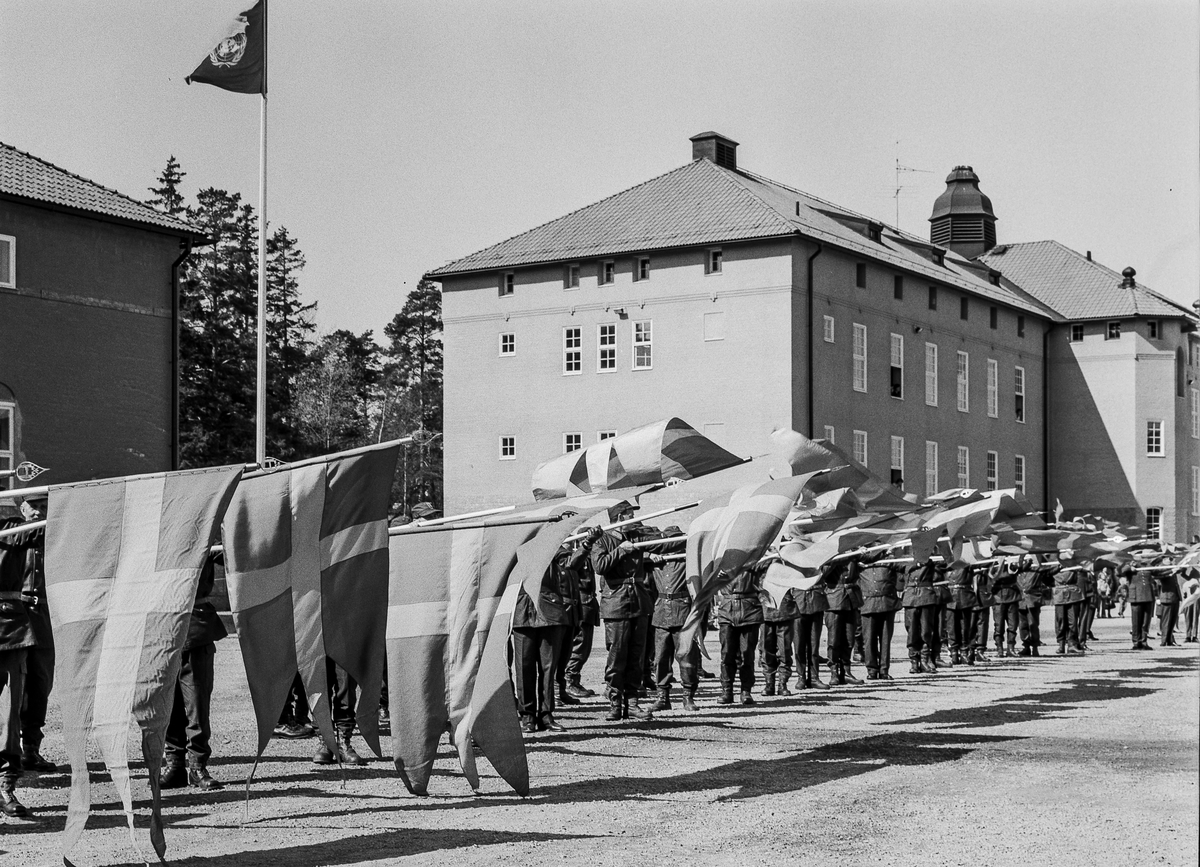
[894,141,933,230]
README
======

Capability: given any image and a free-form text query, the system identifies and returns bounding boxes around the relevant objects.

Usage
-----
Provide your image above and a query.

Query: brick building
[431,132,1197,542]
[0,142,202,490]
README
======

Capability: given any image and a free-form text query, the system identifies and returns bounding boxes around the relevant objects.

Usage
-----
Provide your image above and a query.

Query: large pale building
[430,132,1197,542]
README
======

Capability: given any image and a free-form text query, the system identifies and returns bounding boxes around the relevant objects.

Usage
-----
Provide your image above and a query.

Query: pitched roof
[0,141,199,237]
[979,240,1193,321]
[430,157,1053,317]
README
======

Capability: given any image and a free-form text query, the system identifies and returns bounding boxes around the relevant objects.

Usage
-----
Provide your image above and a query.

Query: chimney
[929,165,997,259]
[690,131,738,171]
[1121,267,1136,288]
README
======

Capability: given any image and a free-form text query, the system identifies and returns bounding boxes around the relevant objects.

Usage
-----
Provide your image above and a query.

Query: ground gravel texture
[2,615,1197,867]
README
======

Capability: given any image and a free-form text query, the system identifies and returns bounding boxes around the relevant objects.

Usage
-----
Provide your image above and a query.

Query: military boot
[1055,643,1067,655]
[761,674,776,697]
[339,734,368,765]
[566,676,594,699]
[626,695,654,722]
[975,645,990,662]
[841,663,862,685]
[650,687,672,712]
[809,663,830,689]
[966,647,977,665]
[21,745,56,773]
[604,689,623,722]
[739,689,756,706]
[160,755,187,789]
[557,684,580,706]
[909,656,922,674]
[716,684,734,705]
[777,673,793,696]
[0,776,30,819]
[919,651,938,674]
[1006,641,1017,659]
[187,761,224,791]
[680,689,699,712]
[995,641,1006,658]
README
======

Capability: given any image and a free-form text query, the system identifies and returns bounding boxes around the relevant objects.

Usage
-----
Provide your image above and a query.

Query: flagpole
[255,91,268,465]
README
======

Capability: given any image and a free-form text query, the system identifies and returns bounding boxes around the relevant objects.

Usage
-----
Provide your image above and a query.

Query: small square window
[1106,321,1121,340]
[893,275,903,300]
[564,264,580,290]
[823,315,835,343]
[499,272,514,297]
[564,433,582,453]
[1070,323,1084,342]
[498,332,515,356]
[598,430,617,442]
[634,257,650,282]
[855,263,867,289]
[632,320,652,370]
[1148,320,1160,339]
[989,306,998,329]
[707,249,723,274]
[928,286,937,311]
[499,436,516,460]
[960,296,969,321]
[1017,315,1026,338]
[598,323,617,372]
[599,261,615,285]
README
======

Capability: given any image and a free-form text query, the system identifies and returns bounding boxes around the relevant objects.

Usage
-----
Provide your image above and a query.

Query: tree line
[147,157,443,513]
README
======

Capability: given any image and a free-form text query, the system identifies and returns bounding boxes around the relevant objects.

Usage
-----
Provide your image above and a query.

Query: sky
[2,1,1197,338]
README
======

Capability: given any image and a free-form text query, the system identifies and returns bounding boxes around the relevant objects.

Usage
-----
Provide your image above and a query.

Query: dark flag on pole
[186,0,267,94]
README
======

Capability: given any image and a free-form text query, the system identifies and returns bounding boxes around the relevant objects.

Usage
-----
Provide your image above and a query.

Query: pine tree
[147,155,187,217]
[265,226,316,459]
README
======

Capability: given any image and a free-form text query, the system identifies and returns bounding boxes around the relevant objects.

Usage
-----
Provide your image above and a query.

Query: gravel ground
[3,614,1197,867]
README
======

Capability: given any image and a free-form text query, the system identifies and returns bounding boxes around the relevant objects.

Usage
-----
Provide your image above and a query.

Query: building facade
[433,134,1057,521]
[0,142,201,490]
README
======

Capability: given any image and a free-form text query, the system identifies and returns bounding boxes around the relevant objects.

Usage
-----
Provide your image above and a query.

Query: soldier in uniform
[1051,553,1084,655]
[162,550,228,789]
[14,498,54,772]
[1079,563,1100,648]
[590,502,654,722]
[971,563,992,662]
[563,550,601,700]
[858,552,900,681]
[823,558,863,684]
[646,528,695,711]
[715,564,763,705]
[902,559,940,674]
[758,564,798,696]
[794,562,830,689]
[944,563,979,665]
[1124,562,1156,649]
[0,510,38,818]
[990,558,1022,657]
[1156,564,1181,647]
[1181,569,1199,642]
[1016,555,1052,656]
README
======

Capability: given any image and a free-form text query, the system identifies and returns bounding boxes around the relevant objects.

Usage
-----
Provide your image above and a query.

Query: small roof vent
[1121,267,1136,288]
[690,131,738,171]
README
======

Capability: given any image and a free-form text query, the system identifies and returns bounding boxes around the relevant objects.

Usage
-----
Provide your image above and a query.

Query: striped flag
[222,441,400,765]
[45,465,243,862]
[770,429,916,511]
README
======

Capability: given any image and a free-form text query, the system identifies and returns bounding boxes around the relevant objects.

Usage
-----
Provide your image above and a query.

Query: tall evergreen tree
[146,155,187,217]
[265,226,316,459]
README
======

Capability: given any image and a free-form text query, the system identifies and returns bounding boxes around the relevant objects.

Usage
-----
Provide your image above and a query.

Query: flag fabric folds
[45,465,243,862]
[222,441,400,767]
[531,417,744,500]
[770,429,916,511]
[186,0,267,94]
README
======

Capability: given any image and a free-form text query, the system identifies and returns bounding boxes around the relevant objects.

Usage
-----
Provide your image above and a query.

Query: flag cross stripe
[321,520,387,571]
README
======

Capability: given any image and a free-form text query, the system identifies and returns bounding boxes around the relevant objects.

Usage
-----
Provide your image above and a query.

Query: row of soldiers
[509,502,1198,729]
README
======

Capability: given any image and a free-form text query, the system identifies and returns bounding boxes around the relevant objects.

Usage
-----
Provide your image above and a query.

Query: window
[1017,315,1025,338]
[1106,321,1121,340]
[598,430,617,442]
[852,323,867,392]
[499,436,516,460]
[499,272,514,297]
[599,261,615,285]
[563,327,582,375]
[1069,323,1084,343]
[564,264,580,290]
[823,315,835,343]
[598,324,616,371]
[893,275,904,300]
[1145,507,1162,540]
[632,320,652,370]
[960,296,969,321]
[564,433,582,453]
[853,430,868,467]
[634,257,650,282]
[1014,454,1026,494]
[823,425,835,444]
[986,451,998,491]
[0,402,14,489]
[0,235,14,288]
[1193,467,1200,517]
[1146,420,1163,455]
[928,286,937,311]
[986,359,999,418]
[989,306,998,329]
[855,262,867,288]
[703,311,725,341]
[925,441,939,496]
[1178,348,1187,398]
[890,333,904,399]
[956,351,970,413]
[706,248,723,274]
[498,332,515,356]
[890,436,904,487]
[957,446,970,488]
[1015,366,1026,423]
[925,343,938,406]
[1192,389,1199,439]
[1148,320,1160,339]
